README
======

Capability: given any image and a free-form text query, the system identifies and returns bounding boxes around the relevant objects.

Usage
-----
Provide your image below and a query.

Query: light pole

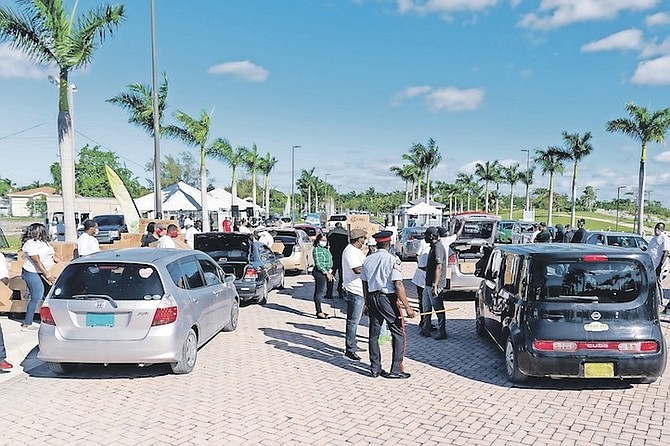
[616,186,626,231]
[150,0,162,217]
[521,149,530,211]
[291,145,301,220]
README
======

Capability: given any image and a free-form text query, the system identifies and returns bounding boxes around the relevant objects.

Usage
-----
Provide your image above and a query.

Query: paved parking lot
[1,261,669,445]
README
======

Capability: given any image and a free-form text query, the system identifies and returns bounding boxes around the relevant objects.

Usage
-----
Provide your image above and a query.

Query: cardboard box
[51,241,78,262]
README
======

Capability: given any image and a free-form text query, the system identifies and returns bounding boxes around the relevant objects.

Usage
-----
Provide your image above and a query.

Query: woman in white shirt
[20,223,59,330]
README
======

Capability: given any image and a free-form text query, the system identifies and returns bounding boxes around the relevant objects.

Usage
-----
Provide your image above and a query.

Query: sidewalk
[0,316,42,383]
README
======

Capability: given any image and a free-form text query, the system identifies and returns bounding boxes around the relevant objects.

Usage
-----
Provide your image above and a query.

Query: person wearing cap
[326,222,349,298]
[0,253,14,370]
[77,219,100,257]
[571,218,587,243]
[412,232,432,334]
[181,217,199,247]
[341,229,368,360]
[361,230,416,379]
[423,226,448,340]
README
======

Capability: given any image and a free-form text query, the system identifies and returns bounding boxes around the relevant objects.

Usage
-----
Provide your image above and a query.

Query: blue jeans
[22,269,45,326]
[422,286,445,335]
[0,324,6,360]
[344,290,365,354]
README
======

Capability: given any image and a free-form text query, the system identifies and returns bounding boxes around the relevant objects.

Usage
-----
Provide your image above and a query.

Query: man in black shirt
[571,218,587,243]
[422,226,448,340]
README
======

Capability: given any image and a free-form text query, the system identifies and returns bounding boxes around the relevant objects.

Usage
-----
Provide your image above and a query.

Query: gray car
[585,231,648,250]
[38,248,239,375]
[395,227,427,260]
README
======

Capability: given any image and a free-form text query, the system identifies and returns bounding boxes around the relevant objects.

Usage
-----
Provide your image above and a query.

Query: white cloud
[0,43,47,79]
[654,151,670,162]
[207,60,269,82]
[402,85,433,98]
[518,0,659,31]
[425,87,485,111]
[631,55,670,85]
[581,29,644,52]
[397,0,499,15]
[646,12,670,26]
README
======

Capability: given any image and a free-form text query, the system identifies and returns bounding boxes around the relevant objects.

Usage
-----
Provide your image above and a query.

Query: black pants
[312,270,328,314]
[367,292,406,375]
[326,258,344,297]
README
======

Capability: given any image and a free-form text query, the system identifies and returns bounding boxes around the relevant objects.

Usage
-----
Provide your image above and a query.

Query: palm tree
[606,103,670,234]
[243,143,262,208]
[208,141,246,200]
[419,138,442,201]
[402,149,424,199]
[0,1,125,241]
[164,110,214,231]
[474,161,498,213]
[107,72,168,136]
[389,164,414,203]
[562,131,594,227]
[258,151,278,215]
[535,147,569,226]
[456,173,477,211]
[520,166,535,211]
[492,163,503,215]
[502,163,521,219]
[297,168,317,213]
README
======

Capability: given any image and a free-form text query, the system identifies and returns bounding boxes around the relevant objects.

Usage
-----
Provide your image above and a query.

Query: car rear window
[329,215,347,222]
[607,235,647,248]
[298,226,316,236]
[532,259,646,303]
[459,221,495,239]
[93,215,124,226]
[52,263,164,301]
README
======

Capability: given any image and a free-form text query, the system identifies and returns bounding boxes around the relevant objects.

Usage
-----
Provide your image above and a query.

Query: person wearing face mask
[341,229,368,360]
[312,233,333,319]
[77,219,100,257]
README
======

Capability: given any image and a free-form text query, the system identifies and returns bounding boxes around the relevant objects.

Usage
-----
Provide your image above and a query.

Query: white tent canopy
[208,187,263,213]
[135,181,226,213]
[405,201,442,215]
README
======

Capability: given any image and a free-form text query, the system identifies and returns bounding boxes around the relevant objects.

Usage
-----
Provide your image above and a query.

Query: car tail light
[408,235,415,241]
[40,306,56,326]
[151,295,178,326]
[583,254,608,262]
[448,252,456,265]
[244,267,258,280]
[534,340,659,353]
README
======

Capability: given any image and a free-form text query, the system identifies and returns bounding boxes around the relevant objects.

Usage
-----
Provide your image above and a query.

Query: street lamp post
[616,186,626,231]
[291,145,301,220]
[150,0,162,217]
[521,149,530,211]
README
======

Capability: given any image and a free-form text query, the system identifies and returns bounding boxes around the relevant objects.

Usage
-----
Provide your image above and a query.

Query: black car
[194,232,285,305]
[91,214,127,244]
[475,244,666,383]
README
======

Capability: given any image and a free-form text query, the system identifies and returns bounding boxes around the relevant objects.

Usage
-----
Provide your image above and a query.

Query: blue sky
[1,0,670,206]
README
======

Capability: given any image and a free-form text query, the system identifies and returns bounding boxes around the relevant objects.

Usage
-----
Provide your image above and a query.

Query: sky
[1,0,670,206]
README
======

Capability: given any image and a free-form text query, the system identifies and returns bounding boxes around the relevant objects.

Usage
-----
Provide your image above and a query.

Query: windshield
[94,215,124,226]
[531,259,646,303]
[329,215,347,222]
[52,263,164,301]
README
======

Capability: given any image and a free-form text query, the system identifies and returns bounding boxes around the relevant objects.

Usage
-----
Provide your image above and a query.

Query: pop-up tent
[134,182,226,214]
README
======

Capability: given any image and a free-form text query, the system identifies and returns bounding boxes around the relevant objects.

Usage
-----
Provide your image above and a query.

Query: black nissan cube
[475,244,667,384]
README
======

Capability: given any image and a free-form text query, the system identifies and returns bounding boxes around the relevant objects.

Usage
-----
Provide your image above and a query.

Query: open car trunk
[194,233,253,280]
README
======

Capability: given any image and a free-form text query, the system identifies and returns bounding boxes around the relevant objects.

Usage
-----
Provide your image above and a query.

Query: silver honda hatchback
[38,248,239,375]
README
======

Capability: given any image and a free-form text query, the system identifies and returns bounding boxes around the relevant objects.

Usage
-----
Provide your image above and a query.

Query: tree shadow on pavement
[260,326,370,377]
[405,318,633,390]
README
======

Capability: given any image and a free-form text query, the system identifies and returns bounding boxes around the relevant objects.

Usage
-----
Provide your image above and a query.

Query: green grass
[497,208,640,233]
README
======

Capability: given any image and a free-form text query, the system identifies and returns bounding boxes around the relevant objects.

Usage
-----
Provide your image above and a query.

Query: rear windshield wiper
[71,294,119,308]
[549,295,599,302]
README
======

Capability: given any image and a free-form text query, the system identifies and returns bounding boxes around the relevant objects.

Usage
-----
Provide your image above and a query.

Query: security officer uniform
[361,231,414,378]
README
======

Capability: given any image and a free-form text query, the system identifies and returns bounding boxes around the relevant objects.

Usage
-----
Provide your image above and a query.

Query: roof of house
[10,186,57,197]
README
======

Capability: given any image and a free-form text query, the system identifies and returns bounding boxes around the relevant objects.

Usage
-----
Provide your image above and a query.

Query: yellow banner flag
[105,165,141,233]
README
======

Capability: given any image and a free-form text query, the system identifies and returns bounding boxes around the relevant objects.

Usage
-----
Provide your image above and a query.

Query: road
[0,261,669,445]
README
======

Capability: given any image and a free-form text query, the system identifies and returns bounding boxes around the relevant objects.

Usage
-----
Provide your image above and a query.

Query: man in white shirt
[181,218,199,247]
[158,224,179,248]
[647,222,670,314]
[342,229,368,360]
[77,220,100,256]
[257,230,274,248]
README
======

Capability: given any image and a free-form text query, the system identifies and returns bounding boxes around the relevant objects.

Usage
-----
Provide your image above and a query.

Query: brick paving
[0,262,669,445]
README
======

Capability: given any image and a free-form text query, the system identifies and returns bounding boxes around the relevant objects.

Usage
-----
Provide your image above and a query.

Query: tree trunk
[200,149,209,232]
[58,109,77,242]
[570,161,577,228]
[495,183,500,215]
[251,169,257,208]
[484,182,489,213]
[264,174,270,215]
[525,182,530,211]
[509,184,514,219]
[637,144,646,235]
[231,167,238,200]
[547,173,554,227]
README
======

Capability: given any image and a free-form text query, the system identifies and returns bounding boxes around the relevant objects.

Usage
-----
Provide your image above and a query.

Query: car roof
[69,248,195,266]
[586,231,644,237]
[493,243,650,258]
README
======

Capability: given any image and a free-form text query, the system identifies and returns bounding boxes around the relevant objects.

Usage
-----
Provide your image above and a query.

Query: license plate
[86,313,114,327]
[584,362,614,378]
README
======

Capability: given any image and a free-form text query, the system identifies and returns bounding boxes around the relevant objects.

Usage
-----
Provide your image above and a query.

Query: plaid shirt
[313,246,333,273]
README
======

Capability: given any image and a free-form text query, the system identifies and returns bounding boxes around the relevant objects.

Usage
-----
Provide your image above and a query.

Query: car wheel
[277,270,285,290]
[222,299,239,332]
[257,280,268,305]
[505,335,527,383]
[171,328,197,375]
[475,301,486,338]
[47,362,79,374]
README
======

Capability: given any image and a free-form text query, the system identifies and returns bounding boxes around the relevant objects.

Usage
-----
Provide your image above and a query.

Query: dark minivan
[194,232,284,305]
[475,244,666,383]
